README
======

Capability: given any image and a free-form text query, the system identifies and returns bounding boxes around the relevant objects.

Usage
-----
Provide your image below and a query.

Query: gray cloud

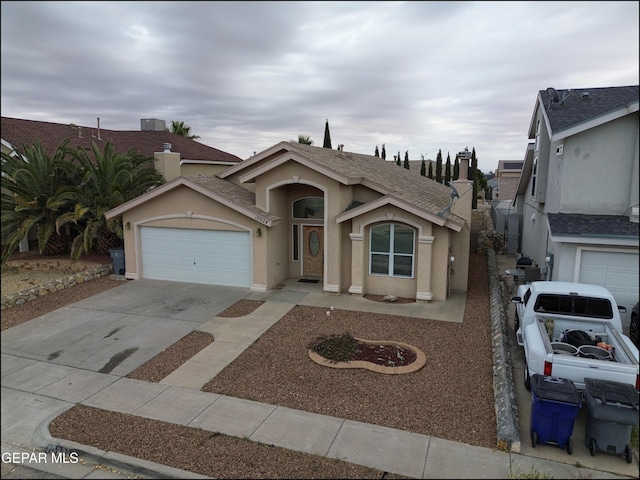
[2,1,638,172]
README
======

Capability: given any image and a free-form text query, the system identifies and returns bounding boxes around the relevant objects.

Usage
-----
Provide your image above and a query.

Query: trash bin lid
[531,375,581,405]
[584,378,639,409]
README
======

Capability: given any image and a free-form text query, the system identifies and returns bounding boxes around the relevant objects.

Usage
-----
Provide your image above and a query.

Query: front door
[302,225,323,278]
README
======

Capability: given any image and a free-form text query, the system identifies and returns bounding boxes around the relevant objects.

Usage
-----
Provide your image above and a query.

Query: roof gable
[531,85,639,140]
[105,174,280,227]
[1,116,242,164]
[221,141,465,226]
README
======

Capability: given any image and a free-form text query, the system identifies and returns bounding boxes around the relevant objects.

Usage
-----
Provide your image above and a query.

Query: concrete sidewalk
[2,275,637,479]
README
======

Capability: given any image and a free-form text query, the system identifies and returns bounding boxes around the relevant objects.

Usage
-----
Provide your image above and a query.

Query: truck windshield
[533,294,613,319]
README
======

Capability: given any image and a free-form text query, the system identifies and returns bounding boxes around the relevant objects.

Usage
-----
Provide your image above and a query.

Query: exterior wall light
[256,227,262,237]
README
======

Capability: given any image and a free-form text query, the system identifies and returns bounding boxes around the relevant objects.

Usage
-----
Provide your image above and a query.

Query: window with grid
[369,224,415,277]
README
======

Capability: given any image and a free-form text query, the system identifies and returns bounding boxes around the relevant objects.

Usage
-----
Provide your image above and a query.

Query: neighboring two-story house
[512,85,639,323]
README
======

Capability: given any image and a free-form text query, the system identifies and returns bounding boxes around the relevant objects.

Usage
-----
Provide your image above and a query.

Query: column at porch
[416,235,434,301]
[348,233,364,294]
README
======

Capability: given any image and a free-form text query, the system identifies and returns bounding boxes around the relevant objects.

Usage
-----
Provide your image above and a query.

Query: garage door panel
[579,250,639,328]
[141,227,250,287]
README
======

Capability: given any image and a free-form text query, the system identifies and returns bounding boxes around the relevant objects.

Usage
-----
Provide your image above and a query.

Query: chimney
[338,144,344,151]
[459,157,469,180]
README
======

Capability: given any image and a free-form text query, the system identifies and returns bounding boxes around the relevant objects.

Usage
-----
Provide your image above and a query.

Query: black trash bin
[584,378,639,463]
[109,248,125,275]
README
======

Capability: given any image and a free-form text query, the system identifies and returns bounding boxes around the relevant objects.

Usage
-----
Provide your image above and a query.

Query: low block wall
[1,263,113,310]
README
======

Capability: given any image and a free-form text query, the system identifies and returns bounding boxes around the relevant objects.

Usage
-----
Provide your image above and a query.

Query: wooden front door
[302,225,323,278]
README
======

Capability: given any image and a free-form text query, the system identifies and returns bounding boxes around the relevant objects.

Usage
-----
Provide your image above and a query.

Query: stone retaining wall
[1,263,113,310]
[487,248,520,453]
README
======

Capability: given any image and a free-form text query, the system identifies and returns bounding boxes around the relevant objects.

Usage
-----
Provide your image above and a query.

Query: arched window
[370,224,415,278]
[292,196,324,219]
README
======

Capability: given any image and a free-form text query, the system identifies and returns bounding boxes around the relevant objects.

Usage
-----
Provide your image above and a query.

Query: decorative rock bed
[308,337,427,374]
[1,261,113,310]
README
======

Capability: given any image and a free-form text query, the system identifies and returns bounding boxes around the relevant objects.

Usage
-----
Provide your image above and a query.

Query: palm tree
[297,135,314,145]
[170,120,200,140]
[57,141,165,259]
[1,140,78,263]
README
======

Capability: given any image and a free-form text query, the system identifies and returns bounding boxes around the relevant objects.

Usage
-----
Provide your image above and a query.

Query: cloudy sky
[1,1,638,172]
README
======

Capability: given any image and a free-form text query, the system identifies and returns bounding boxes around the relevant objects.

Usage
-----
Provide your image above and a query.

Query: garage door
[578,250,639,327]
[141,227,251,287]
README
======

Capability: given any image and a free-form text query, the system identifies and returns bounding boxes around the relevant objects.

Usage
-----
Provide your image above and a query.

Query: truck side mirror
[511,296,522,303]
[618,305,627,313]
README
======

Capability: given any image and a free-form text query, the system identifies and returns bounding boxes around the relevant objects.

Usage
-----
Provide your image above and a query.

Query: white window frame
[369,223,415,278]
[530,157,538,197]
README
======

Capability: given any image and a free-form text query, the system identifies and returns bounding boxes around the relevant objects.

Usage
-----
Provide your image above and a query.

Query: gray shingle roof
[187,174,280,224]
[540,86,639,133]
[273,142,466,225]
[547,213,639,240]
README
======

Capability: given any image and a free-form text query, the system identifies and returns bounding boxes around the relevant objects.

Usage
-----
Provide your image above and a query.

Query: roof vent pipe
[163,143,172,152]
[582,91,589,99]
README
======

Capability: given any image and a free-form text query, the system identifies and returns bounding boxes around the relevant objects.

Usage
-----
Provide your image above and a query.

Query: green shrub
[308,332,358,363]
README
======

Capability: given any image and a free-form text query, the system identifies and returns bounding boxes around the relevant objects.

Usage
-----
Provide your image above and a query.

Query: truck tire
[524,360,531,391]
[589,438,597,456]
[625,445,632,464]
[514,312,520,341]
[531,429,537,447]
[566,438,573,455]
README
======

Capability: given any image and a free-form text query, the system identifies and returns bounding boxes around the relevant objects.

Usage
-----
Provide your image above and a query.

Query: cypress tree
[470,147,478,209]
[381,144,386,160]
[428,161,434,179]
[445,152,451,185]
[323,119,332,149]
[374,145,379,157]
[403,151,410,169]
[435,149,443,183]
[396,151,401,166]
[453,156,460,180]
[420,159,426,176]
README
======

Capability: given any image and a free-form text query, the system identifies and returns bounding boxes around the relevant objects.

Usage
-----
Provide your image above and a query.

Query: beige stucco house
[106,141,473,301]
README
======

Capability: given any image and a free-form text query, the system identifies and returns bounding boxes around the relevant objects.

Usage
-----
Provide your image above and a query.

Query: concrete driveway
[1,279,249,377]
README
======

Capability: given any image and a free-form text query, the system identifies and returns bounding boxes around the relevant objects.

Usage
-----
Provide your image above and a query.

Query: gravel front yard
[6,252,495,478]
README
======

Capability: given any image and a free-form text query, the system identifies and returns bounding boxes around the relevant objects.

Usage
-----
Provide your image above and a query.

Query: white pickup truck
[512,281,639,392]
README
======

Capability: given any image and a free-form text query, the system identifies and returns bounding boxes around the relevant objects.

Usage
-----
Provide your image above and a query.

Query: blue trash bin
[530,375,582,454]
[108,248,125,275]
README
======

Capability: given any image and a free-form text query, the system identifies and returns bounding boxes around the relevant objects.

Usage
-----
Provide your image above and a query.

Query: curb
[32,406,210,479]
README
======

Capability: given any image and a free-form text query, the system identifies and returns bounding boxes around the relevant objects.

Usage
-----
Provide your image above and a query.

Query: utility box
[109,248,125,276]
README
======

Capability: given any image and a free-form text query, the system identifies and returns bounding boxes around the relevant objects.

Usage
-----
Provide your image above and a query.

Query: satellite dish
[546,87,560,103]
[438,182,460,217]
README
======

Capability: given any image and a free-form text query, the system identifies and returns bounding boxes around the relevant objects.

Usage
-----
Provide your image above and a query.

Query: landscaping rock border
[1,263,113,310]
[308,337,427,374]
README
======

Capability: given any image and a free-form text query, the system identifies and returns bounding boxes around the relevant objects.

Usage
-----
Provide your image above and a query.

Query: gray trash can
[109,248,125,275]
[584,378,639,463]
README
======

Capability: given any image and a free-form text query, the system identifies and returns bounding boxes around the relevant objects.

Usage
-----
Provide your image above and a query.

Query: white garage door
[141,227,251,287]
[578,250,639,327]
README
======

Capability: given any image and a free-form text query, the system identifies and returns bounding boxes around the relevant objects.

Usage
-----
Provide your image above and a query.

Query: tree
[453,156,460,180]
[297,135,314,145]
[374,145,380,157]
[435,149,443,183]
[57,141,165,258]
[1,140,79,263]
[170,120,200,140]
[445,152,452,185]
[396,151,401,166]
[428,161,434,179]
[323,119,332,148]
[403,151,410,169]
[469,147,478,209]
[381,144,386,160]
[420,159,426,176]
